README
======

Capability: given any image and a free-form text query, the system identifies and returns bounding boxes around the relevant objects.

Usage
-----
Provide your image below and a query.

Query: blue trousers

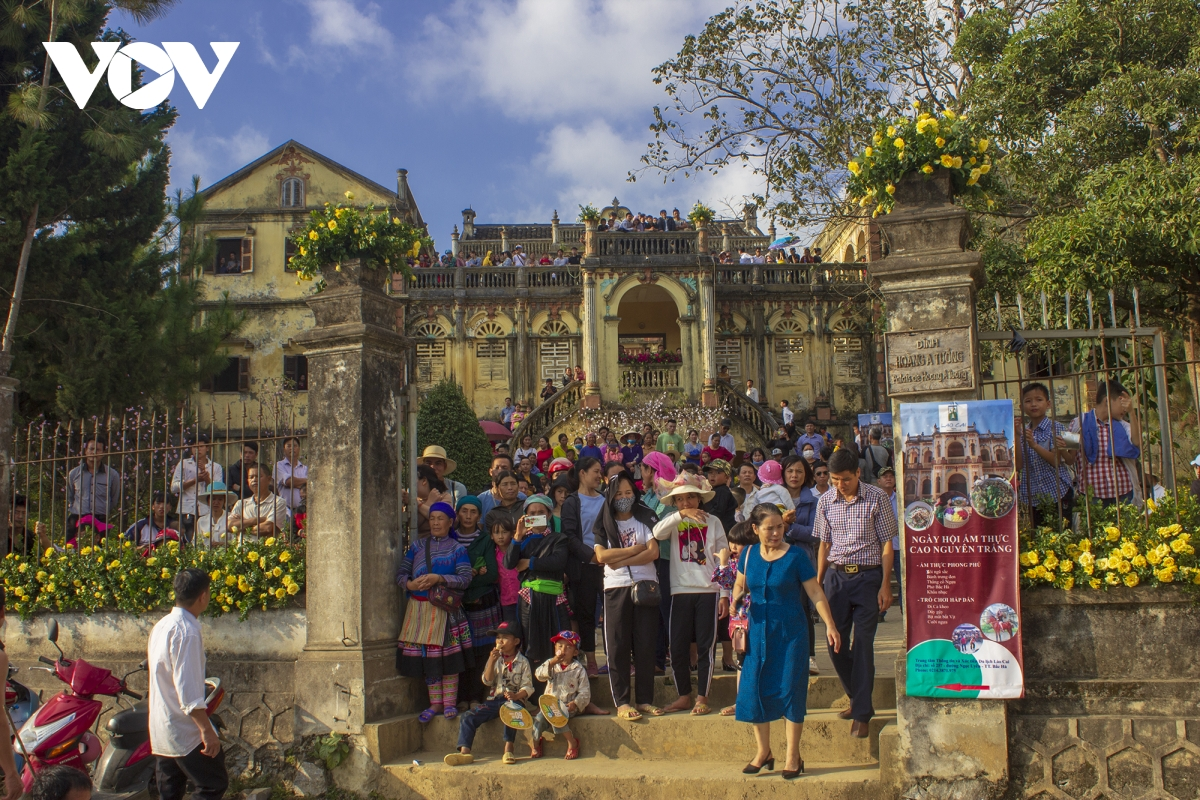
[456,697,516,749]
[823,567,883,722]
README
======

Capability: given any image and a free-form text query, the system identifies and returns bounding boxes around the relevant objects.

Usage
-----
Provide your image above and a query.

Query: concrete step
[381,752,882,800]
[408,708,894,763]
[586,672,897,712]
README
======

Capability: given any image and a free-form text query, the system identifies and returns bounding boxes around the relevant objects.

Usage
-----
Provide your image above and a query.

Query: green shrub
[417,380,494,494]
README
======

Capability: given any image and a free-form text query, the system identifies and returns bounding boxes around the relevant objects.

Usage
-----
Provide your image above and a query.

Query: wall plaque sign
[885,326,975,395]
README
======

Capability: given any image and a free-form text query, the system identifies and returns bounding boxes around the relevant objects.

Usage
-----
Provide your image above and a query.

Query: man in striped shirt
[814,449,897,739]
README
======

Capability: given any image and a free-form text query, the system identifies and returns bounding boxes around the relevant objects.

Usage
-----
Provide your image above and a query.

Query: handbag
[729,614,748,654]
[627,566,661,608]
[424,539,464,613]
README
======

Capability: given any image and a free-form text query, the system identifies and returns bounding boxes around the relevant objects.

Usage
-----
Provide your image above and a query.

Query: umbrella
[768,235,798,250]
[479,420,513,442]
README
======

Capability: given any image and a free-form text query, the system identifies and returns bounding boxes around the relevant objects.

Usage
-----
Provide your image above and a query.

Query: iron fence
[8,401,307,557]
[980,288,1193,533]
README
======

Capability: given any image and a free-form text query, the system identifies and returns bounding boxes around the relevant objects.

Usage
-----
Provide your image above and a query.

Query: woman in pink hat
[739,460,794,522]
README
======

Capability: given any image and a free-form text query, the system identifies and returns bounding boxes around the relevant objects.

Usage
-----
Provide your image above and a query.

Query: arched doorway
[617,284,683,390]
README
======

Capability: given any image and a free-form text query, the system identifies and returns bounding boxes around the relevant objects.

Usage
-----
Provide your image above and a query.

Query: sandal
[691,703,711,716]
[617,707,643,721]
[720,705,736,717]
[565,737,581,761]
[418,707,441,723]
[530,739,544,759]
[502,751,517,765]
[636,704,665,717]
[443,706,459,720]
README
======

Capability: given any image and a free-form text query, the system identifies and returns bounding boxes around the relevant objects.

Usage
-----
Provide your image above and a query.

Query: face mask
[803,450,815,460]
[613,497,636,513]
[752,459,764,467]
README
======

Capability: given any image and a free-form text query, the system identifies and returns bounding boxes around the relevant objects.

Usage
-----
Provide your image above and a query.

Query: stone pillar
[720,223,730,256]
[500,226,509,254]
[292,259,413,736]
[550,210,560,244]
[452,302,466,382]
[872,171,999,798]
[699,271,718,408]
[515,301,529,404]
[696,223,709,254]
[580,267,601,408]
[450,225,460,257]
[752,302,768,403]
[583,220,598,257]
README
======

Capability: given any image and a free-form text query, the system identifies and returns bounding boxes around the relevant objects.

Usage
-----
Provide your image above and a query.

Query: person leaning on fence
[1070,379,1142,507]
[225,442,258,500]
[125,491,174,546]
[227,463,290,542]
[170,434,223,544]
[8,494,51,556]
[1015,382,1076,527]
[66,434,121,542]
[195,483,236,547]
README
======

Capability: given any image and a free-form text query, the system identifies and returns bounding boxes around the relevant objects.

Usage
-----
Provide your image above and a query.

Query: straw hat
[417,445,457,475]
[660,473,715,505]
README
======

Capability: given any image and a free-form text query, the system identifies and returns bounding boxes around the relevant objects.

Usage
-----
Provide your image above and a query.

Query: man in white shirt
[738,247,753,264]
[718,418,736,455]
[512,245,528,266]
[745,379,759,403]
[274,437,307,511]
[751,248,767,264]
[616,213,637,232]
[148,569,226,800]
[780,399,794,426]
[170,434,223,543]
[228,464,290,541]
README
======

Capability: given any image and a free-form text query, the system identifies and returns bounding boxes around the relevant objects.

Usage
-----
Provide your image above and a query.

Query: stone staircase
[364,673,897,799]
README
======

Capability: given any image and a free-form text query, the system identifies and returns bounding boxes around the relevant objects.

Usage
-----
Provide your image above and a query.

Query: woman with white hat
[195,482,236,546]
[652,474,729,715]
[417,445,468,504]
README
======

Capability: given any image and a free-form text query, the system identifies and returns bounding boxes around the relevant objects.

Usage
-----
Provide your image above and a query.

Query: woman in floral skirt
[396,501,474,722]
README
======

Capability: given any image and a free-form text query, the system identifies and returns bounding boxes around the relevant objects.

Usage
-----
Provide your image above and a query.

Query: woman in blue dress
[734,503,840,779]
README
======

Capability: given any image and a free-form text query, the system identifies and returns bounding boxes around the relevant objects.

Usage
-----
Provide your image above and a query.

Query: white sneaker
[809,657,820,675]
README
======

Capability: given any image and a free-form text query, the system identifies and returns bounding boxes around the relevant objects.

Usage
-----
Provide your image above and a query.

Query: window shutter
[200,373,214,393]
[241,238,254,273]
[237,357,250,392]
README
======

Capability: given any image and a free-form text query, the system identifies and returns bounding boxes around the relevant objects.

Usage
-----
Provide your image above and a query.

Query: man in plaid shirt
[814,448,897,738]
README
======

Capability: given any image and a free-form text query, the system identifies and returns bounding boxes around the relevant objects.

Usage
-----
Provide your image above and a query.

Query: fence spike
[1133,288,1141,327]
[1086,290,1095,329]
[994,292,1002,328]
[1108,290,1117,329]
[1065,291,1072,330]
[1016,293,1026,329]
[1040,292,1048,328]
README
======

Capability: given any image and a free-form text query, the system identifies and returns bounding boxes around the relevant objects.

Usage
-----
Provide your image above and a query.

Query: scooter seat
[107,707,149,735]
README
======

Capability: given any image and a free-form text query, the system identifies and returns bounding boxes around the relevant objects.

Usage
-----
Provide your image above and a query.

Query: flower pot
[320,257,374,290]
[892,169,953,208]
[877,170,969,258]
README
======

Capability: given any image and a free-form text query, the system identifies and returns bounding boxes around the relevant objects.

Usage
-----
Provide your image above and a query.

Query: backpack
[864,444,892,482]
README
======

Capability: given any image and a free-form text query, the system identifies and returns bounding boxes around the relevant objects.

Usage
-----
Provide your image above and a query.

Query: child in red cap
[531,630,589,760]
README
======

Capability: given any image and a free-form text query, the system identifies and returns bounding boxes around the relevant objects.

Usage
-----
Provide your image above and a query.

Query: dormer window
[281,178,305,208]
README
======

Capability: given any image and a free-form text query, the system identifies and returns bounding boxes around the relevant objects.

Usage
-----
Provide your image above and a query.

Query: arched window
[414,322,446,338]
[476,320,505,338]
[844,244,855,262]
[995,446,1007,461]
[948,441,965,458]
[921,478,932,496]
[539,320,570,337]
[923,449,933,464]
[281,178,305,208]
[948,474,968,494]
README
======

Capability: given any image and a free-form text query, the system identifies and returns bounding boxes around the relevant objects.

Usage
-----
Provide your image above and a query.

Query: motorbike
[17,619,225,799]
[6,664,40,773]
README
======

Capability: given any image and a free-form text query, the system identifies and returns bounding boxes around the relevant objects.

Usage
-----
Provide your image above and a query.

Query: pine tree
[416,380,494,495]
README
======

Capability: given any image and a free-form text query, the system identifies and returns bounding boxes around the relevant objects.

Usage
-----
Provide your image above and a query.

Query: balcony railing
[526,267,581,288]
[620,364,682,389]
[596,232,696,257]
[462,270,517,290]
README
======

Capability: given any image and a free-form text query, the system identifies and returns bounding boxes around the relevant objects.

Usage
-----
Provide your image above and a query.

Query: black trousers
[824,567,883,722]
[669,593,718,698]
[570,562,604,653]
[654,558,673,669]
[603,587,658,708]
[156,745,228,800]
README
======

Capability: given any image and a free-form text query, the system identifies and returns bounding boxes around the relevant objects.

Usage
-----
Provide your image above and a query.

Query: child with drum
[530,630,590,760]
[444,621,534,766]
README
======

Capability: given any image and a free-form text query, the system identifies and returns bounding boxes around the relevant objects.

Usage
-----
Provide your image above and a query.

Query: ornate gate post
[292,260,415,735]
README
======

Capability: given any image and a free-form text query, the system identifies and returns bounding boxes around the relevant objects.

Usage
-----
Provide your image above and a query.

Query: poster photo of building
[901,401,1015,505]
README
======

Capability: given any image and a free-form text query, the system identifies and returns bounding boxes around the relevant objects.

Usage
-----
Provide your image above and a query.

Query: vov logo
[43,41,239,110]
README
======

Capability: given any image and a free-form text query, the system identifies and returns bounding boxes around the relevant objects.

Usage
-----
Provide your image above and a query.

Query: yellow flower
[1019,551,1039,567]
[248,551,259,562]
[35,570,46,581]
[81,547,92,556]
[887,126,897,136]
[873,133,883,146]
[222,605,231,612]
[911,99,921,109]
[161,568,171,579]
[951,156,963,168]
[44,548,54,558]
[225,575,236,586]
[45,582,55,592]
[124,541,132,548]
[212,570,221,582]
[886,183,895,195]
[979,163,990,175]
[147,556,158,566]
[1061,576,1074,590]
[969,157,977,165]
[279,551,292,563]
[1079,539,1091,552]
[1132,555,1147,568]
[327,220,337,231]
[1061,560,1074,573]
[308,230,319,241]
[894,137,905,149]
[259,557,267,569]
[18,563,27,574]
[272,567,282,578]
[873,204,884,217]
[943,109,957,119]
[344,190,355,201]
[921,164,934,174]
[1089,578,1102,589]
[978,138,989,153]
[940,154,955,168]
[1105,572,1120,585]
[1121,541,1138,559]
[864,146,874,158]
[935,137,946,147]
[1123,572,1139,587]
[847,161,861,175]
[265,537,277,547]
[392,217,401,224]
[282,575,293,586]
[287,583,300,595]
[1105,526,1121,542]
[334,208,344,219]
[1116,560,1131,574]
[275,588,287,600]
[1043,551,1059,569]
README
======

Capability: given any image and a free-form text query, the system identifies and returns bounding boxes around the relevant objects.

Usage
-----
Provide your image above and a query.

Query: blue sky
[899,401,1015,443]
[110,0,766,248]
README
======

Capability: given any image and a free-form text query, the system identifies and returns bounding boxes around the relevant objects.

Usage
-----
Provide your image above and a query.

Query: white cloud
[412,0,726,120]
[305,0,394,51]
[170,125,271,189]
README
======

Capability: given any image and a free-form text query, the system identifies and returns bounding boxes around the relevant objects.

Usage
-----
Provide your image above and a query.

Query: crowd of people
[400,413,901,773]
[10,434,312,556]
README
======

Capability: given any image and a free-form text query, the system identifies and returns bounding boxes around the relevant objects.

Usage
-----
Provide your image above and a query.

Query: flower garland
[1020,493,1200,593]
[288,191,430,288]
[1,539,306,621]
[618,351,682,365]
[846,102,996,216]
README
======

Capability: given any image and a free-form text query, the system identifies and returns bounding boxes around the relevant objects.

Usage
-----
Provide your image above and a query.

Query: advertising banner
[898,399,1024,699]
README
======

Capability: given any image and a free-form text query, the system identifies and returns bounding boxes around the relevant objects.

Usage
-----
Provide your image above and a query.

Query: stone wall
[1009,588,1200,799]
[5,610,304,775]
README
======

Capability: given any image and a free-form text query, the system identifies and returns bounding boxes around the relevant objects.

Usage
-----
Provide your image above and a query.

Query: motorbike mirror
[46,619,58,643]
[139,660,148,671]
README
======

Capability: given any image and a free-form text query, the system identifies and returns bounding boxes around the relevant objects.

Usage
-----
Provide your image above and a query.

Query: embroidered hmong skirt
[397,604,475,680]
